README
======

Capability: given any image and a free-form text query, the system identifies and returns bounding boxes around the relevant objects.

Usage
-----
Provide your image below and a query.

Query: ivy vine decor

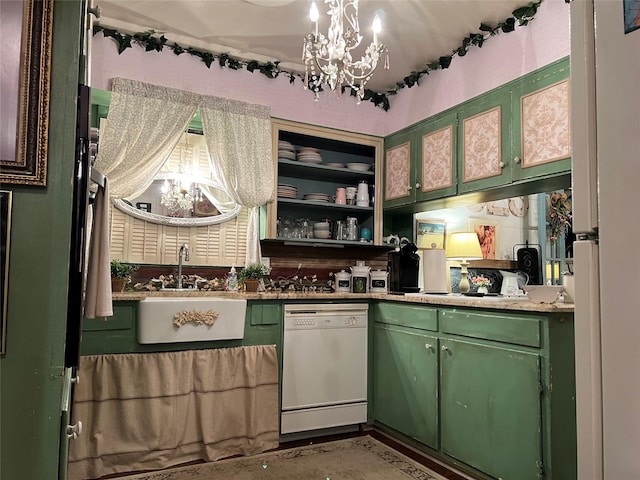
[94,1,542,111]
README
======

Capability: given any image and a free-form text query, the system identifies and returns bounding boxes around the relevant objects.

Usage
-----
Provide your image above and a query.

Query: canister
[350,264,371,293]
[334,270,351,293]
[369,270,388,293]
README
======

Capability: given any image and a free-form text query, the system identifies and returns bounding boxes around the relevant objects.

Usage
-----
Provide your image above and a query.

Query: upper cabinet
[384,58,571,209]
[266,119,384,245]
[510,61,572,183]
[459,58,571,193]
[457,86,513,193]
[384,111,457,209]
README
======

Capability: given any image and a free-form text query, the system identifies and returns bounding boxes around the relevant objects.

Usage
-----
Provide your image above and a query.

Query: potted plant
[237,263,270,292]
[110,259,138,292]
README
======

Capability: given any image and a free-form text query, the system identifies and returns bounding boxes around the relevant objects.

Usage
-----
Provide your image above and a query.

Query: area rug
[116,436,448,480]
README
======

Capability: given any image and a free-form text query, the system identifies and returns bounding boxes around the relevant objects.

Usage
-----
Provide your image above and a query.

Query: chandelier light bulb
[309,2,319,22]
[372,14,381,44]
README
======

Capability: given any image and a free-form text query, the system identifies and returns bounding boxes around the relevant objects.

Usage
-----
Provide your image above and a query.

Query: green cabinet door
[457,86,513,193]
[383,128,417,208]
[373,323,438,448]
[414,110,458,203]
[511,58,571,182]
[440,338,542,479]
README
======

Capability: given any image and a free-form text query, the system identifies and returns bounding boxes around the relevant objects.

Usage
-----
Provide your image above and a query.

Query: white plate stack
[277,184,298,199]
[303,192,330,202]
[297,147,323,164]
[278,140,296,161]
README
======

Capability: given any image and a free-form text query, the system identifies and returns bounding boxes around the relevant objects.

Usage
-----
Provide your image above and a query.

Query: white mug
[345,186,357,205]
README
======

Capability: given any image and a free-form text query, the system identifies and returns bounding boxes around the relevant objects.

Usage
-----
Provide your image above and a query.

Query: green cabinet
[457,85,512,193]
[440,338,542,479]
[383,110,458,209]
[510,59,572,183]
[373,323,438,448]
[383,127,416,208]
[383,57,571,209]
[372,301,576,480]
[458,57,571,194]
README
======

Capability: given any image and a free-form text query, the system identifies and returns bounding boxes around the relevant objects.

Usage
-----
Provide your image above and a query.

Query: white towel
[84,178,113,319]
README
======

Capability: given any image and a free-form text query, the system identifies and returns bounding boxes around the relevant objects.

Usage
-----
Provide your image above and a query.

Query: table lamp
[446,232,483,293]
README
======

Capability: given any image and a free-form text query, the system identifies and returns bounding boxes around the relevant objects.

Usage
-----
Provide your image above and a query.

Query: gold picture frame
[416,219,446,250]
[0,0,54,186]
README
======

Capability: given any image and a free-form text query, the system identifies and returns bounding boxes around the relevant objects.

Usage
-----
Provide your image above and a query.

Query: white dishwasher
[281,303,368,435]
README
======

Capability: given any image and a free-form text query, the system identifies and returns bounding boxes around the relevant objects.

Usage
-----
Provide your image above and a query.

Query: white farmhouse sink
[138,297,247,344]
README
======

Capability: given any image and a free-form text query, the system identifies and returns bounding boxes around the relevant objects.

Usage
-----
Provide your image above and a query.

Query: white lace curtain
[95,78,274,265]
[200,97,273,264]
[94,78,200,199]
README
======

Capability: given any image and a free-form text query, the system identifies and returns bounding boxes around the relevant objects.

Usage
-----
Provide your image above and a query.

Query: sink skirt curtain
[67,345,279,480]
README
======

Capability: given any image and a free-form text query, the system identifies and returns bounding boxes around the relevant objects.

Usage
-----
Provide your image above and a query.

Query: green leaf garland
[93,1,542,111]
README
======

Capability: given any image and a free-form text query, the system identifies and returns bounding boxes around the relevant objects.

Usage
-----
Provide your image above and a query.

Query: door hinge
[538,460,545,479]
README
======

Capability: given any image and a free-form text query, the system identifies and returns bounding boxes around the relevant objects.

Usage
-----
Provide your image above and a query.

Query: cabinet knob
[415,182,421,190]
[424,343,432,350]
[441,345,449,352]
[67,421,83,440]
[499,161,505,168]
[514,156,521,164]
[407,185,412,191]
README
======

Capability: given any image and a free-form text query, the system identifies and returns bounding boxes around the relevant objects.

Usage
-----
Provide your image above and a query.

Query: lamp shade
[446,232,483,260]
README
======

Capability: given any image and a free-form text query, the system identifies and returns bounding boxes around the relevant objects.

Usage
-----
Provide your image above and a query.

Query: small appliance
[513,242,542,285]
[388,241,421,294]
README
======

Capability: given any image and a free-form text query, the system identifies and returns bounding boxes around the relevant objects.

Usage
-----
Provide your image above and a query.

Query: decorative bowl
[346,163,371,171]
[523,285,564,303]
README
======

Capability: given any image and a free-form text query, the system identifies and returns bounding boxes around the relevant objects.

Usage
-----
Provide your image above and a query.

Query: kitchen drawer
[375,302,438,332]
[440,309,541,348]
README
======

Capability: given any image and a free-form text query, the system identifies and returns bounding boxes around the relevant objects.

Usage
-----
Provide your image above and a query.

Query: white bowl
[523,285,564,303]
[313,230,331,239]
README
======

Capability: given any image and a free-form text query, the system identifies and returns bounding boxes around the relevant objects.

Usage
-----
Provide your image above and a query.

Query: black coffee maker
[388,241,421,294]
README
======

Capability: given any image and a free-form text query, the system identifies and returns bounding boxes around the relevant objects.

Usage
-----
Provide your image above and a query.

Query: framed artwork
[468,218,498,260]
[0,0,54,186]
[1,191,12,354]
[624,0,640,34]
[416,219,446,249]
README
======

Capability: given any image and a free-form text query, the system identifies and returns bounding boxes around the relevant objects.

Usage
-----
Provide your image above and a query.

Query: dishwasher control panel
[284,304,368,330]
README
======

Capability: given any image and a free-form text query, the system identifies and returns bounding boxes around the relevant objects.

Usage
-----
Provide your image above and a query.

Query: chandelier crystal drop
[303,0,389,102]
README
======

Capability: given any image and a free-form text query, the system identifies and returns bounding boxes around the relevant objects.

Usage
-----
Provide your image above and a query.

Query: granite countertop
[112,290,574,313]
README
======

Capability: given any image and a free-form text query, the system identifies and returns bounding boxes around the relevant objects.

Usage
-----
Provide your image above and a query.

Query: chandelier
[161,175,203,216]
[303,0,389,102]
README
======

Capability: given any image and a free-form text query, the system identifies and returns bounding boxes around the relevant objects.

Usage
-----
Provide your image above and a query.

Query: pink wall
[90,0,570,137]
[385,0,571,132]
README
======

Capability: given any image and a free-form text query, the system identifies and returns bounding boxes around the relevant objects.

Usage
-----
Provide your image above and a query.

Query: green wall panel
[0,2,83,479]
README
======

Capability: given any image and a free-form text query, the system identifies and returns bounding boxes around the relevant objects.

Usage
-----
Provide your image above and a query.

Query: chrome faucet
[177,243,190,289]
